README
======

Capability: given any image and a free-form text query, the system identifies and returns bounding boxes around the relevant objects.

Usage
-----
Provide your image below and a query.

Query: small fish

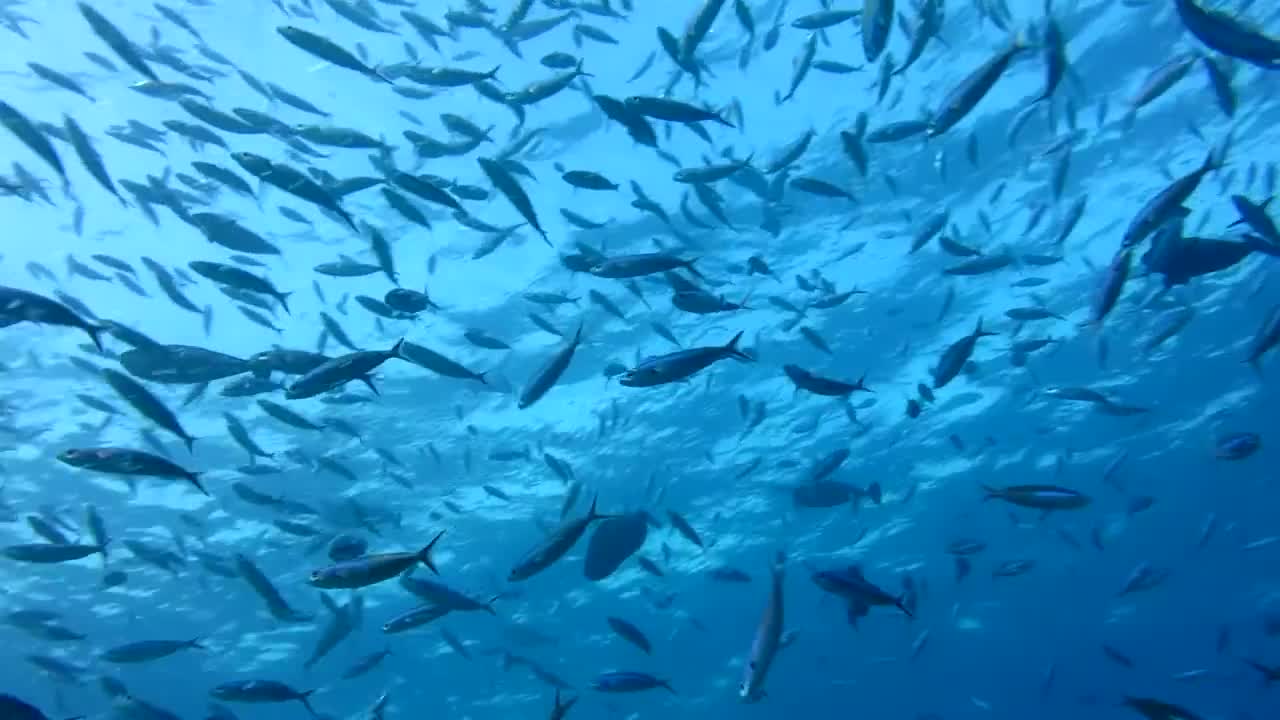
[1215,432,1261,460]
[982,484,1091,510]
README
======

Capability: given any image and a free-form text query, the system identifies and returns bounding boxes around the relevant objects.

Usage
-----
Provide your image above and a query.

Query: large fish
[620,331,750,386]
[739,552,785,702]
[509,496,612,581]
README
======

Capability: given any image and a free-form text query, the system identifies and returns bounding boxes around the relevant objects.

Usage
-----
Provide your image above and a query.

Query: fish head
[618,366,659,387]
[811,569,853,594]
[738,676,766,703]
[308,567,339,586]
[781,364,806,382]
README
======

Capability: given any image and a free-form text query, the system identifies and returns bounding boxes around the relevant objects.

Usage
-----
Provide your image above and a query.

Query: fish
[620,331,751,386]
[606,616,652,654]
[101,638,204,663]
[309,531,445,589]
[510,496,613,581]
[739,551,785,702]
[1174,0,1280,70]
[58,447,205,495]
[591,670,675,694]
[932,319,997,388]
[286,340,405,399]
[0,286,103,349]
[100,370,197,451]
[519,324,584,409]
[982,484,1091,510]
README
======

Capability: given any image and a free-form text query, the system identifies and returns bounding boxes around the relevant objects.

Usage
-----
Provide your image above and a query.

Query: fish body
[1122,151,1219,249]
[1216,432,1261,460]
[591,671,674,694]
[509,496,610,580]
[739,552,785,702]
[812,565,912,619]
[0,286,102,349]
[862,0,893,62]
[1174,0,1280,70]
[310,532,444,589]
[58,447,204,494]
[3,543,105,564]
[519,324,583,409]
[209,680,316,714]
[101,369,196,450]
[101,638,203,663]
[620,331,750,386]
[929,40,1025,136]
[783,365,870,396]
[278,25,390,82]
[932,319,996,388]
[982,484,1091,510]
[286,340,404,399]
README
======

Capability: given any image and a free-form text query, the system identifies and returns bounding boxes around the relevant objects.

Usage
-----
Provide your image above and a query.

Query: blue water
[3,1,1280,719]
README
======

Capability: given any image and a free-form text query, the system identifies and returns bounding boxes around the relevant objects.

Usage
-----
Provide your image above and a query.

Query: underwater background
[1,0,1280,719]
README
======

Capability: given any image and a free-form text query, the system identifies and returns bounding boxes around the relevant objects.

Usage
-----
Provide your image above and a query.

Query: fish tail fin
[896,593,915,618]
[389,338,406,358]
[1206,143,1227,172]
[277,292,292,314]
[980,485,1000,501]
[865,481,883,505]
[974,317,998,338]
[86,324,106,352]
[372,64,396,85]
[298,690,319,717]
[188,472,208,496]
[486,64,501,80]
[1246,357,1264,379]
[418,529,446,574]
[717,105,736,128]
[855,373,872,392]
[682,256,704,279]
[476,371,489,386]
[1121,108,1137,132]
[188,636,206,650]
[1243,658,1277,684]
[484,595,501,615]
[1245,233,1280,257]
[724,330,752,361]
